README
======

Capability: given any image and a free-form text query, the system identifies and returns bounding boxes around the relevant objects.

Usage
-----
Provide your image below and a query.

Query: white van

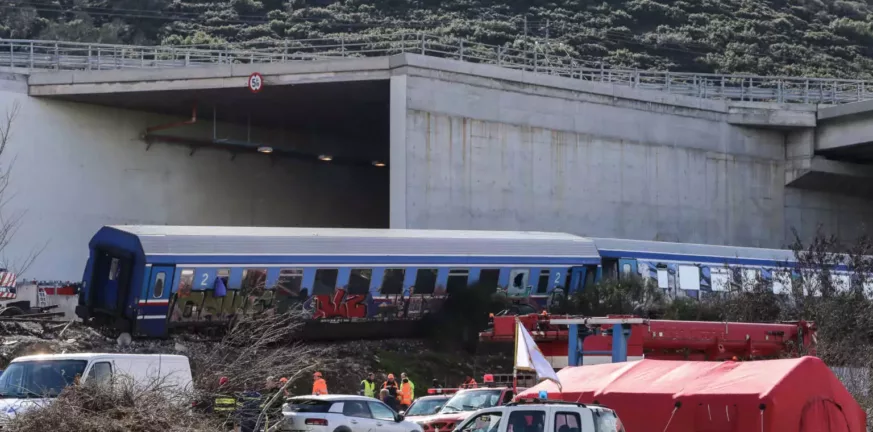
[0,353,193,420]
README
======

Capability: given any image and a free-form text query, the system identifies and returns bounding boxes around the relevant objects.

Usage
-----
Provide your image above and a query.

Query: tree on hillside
[4,0,873,77]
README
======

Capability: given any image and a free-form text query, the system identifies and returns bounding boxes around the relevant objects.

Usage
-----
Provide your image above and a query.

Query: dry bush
[5,376,220,432]
[181,306,337,428]
[188,307,334,393]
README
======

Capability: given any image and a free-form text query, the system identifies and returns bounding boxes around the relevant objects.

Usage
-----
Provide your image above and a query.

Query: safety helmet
[280,377,288,384]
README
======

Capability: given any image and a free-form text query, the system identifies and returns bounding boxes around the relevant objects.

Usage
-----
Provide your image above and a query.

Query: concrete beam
[818,99,873,120]
[391,54,729,115]
[726,102,816,128]
[27,57,392,96]
[786,156,873,197]
[815,112,873,151]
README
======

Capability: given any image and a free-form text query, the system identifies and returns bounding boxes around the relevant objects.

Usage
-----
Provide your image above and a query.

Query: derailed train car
[75,226,602,339]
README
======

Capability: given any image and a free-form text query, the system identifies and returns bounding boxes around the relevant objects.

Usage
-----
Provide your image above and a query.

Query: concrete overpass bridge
[1,34,872,279]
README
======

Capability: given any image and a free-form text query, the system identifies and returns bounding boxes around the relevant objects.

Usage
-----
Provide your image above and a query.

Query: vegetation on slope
[3,0,873,77]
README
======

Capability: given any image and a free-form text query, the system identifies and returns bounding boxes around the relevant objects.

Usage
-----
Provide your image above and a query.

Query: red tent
[518,356,865,432]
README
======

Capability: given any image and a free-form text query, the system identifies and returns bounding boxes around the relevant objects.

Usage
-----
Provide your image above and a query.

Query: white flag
[515,319,562,390]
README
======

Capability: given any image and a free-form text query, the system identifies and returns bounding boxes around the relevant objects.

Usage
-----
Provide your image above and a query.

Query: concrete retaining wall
[389,57,873,248]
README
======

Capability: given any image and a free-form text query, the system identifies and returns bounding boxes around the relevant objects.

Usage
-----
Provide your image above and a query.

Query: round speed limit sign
[247,72,264,93]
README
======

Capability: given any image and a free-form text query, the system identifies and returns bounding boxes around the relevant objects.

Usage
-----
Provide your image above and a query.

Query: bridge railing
[1,34,872,105]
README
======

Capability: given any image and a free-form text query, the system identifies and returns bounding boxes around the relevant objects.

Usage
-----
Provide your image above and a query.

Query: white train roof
[591,237,796,263]
[99,226,601,258]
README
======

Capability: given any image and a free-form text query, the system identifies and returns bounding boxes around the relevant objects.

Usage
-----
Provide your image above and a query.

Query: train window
[478,269,500,292]
[508,269,530,296]
[348,269,373,295]
[603,259,618,280]
[656,269,669,289]
[414,269,438,295]
[242,269,267,294]
[153,272,166,298]
[584,268,595,288]
[772,270,791,295]
[536,270,550,294]
[621,263,632,277]
[833,273,851,293]
[446,269,468,294]
[678,265,700,291]
[276,269,303,296]
[743,269,760,288]
[710,268,730,292]
[178,269,194,296]
[380,269,405,295]
[108,258,120,281]
[679,265,700,291]
[314,269,339,295]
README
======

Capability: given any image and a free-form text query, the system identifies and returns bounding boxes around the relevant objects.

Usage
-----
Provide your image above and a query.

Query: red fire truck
[480,313,816,368]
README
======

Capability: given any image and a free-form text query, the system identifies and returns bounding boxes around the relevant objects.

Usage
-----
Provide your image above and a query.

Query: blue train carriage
[590,238,862,298]
[77,226,602,338]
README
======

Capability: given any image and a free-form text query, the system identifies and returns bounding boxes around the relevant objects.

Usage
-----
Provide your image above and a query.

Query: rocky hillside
[2,0,873,78]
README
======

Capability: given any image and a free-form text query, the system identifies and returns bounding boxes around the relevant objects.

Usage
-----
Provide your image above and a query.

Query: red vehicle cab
[414,386,526,432]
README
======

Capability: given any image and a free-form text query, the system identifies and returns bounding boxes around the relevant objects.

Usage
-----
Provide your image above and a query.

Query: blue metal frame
[567,323,630,366]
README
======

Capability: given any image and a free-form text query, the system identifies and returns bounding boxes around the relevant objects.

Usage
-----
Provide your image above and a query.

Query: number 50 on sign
[248,73,264,93]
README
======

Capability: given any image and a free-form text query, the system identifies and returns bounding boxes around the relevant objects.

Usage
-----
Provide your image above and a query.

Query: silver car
[276,394,423,432]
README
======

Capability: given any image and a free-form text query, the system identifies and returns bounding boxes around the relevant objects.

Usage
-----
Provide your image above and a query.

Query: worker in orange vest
[312,371,328,395]
[399,372,414,410]
[382,373,400,407]
[461,375,478,389]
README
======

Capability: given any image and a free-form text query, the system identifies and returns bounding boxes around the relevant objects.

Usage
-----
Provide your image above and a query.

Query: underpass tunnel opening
[68,79,391,229]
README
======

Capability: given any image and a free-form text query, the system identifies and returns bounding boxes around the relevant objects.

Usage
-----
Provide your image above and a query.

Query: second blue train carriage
[77,226,602,337]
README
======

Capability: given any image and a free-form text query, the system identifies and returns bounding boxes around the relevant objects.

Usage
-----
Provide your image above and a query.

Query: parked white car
[0,353,193,423]
[452,400,624,432]
[277,395,423,432]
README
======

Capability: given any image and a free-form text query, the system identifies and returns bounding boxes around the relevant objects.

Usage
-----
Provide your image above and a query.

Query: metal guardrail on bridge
[2,34,872,105]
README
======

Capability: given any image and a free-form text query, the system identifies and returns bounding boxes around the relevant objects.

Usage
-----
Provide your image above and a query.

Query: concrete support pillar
[785,128,816,186]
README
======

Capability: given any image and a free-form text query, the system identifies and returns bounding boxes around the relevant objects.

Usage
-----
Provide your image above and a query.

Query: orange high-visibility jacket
[400,381,414,405]
[312,378,328,395]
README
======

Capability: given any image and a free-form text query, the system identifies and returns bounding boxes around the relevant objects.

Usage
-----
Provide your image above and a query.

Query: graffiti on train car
[310,289,370,319]
[632,260,817,298]
[166,283,454,324]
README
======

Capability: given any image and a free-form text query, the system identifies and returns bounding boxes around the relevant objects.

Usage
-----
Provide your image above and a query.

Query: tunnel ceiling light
[373,161,386,167]
[318,155,333,161]
[257,146,273,154]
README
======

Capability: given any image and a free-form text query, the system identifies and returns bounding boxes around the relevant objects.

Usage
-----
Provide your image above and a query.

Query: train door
[136,265,174,337]
[90,248,133,317]
[568,267,587,294]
